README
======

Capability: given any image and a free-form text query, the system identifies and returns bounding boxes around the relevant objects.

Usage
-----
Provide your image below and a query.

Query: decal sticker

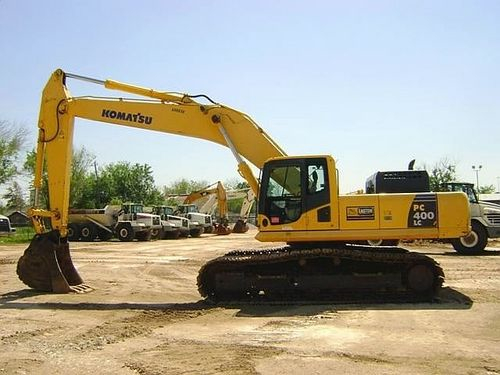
[101,109,153,125]
[270,216,280,224]
[408,194,438,227]
[346,206,375,221]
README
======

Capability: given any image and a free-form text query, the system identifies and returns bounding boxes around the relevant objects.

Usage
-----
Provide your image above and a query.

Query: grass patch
[0,227,35,244]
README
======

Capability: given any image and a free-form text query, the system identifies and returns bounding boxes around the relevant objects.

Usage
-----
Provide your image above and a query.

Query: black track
[197,245,444,303]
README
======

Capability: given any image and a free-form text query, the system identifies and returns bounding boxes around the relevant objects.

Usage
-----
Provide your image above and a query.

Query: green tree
[2,181,27,212]
[24,149,48,207]
[0,120,27,186]
[424,158,458,191]
[70,148,96,208]
[234,181,250,190]
[98,162,163,205]
[478,185,495,194]
[163,178,209,195]
[24,147,96,209]
[223,177,248,190]
[162,178,210,207]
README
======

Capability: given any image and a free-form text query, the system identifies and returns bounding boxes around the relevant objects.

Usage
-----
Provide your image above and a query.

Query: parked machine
[149,205,203,238]
[17,69,471,301]
[175,204,213,234]
[227,188,256,233]
[68,202,162,242]
[0,215,16,234]
[182,181,231,235]
[440,182,500,254]
[181,182,255,234]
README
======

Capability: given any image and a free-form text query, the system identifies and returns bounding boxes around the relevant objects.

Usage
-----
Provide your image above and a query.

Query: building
[7,211,31,227]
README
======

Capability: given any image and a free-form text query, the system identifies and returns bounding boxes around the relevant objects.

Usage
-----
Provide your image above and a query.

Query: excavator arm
[184,181,228,217]
[18,69,286,293]
[33,69,286,237]
[227,188,256,233]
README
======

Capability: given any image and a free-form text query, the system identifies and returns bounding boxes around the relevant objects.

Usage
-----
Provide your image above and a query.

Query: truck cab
[149,205,191,238]
[176,204,213,234]
[440,182,500,253]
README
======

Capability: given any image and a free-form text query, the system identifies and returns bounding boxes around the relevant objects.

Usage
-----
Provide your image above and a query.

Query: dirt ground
[0,229,499,375]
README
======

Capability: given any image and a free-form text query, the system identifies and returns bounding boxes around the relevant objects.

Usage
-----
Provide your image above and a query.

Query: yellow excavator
[226,187,256,234]
[17,69,471,302]
[182,181,232,235]
[182,181,251,235]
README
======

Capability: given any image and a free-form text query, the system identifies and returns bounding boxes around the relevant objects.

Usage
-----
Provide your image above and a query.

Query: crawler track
[197,245,444,303]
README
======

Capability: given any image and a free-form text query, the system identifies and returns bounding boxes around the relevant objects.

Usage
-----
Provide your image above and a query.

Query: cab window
[265,165,302,224]
[307,164,326,194]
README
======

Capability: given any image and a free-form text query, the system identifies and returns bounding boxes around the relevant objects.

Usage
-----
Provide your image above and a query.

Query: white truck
[175,204,213,234]
[441,182,500,254]
[148,205,204,238]
[68,203,162,242]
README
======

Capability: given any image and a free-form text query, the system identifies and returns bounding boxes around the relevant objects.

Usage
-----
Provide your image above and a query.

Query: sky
[1,0,499,194]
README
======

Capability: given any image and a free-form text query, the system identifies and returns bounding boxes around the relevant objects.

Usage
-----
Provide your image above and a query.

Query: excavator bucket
[232,219,249,234]
[17,230,90,293]
[214,224,232,236]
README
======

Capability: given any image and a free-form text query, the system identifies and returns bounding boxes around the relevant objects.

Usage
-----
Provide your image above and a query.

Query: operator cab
[258,156,330,226]
[122,203,144,220]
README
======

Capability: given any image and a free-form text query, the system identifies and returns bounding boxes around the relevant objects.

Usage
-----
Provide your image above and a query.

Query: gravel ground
[0,230,499,374]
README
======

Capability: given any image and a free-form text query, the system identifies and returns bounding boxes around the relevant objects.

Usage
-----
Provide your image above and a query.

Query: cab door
[304,158,336,231]
[259,159,305,229]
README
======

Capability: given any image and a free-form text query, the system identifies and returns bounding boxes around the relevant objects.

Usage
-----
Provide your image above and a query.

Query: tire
[164,230,181,240]
[451,221,488,255]
[189,228,203,238]
[136,230,152,241]
[151,228,164,240]
[116,223,135,242]
[80,223,97,242]
[67,223,80,242]
[366,239,399,246]
[97,228,113,241]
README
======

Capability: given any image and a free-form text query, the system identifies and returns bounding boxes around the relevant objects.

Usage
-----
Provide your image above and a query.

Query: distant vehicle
[441,182,500,254]
[175,204,213,234]
[68,203,161,242]
[148,205,203,238]
[0,215,16,234]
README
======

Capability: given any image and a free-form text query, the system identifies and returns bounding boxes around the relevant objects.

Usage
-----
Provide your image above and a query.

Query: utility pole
[472,165,482,191]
